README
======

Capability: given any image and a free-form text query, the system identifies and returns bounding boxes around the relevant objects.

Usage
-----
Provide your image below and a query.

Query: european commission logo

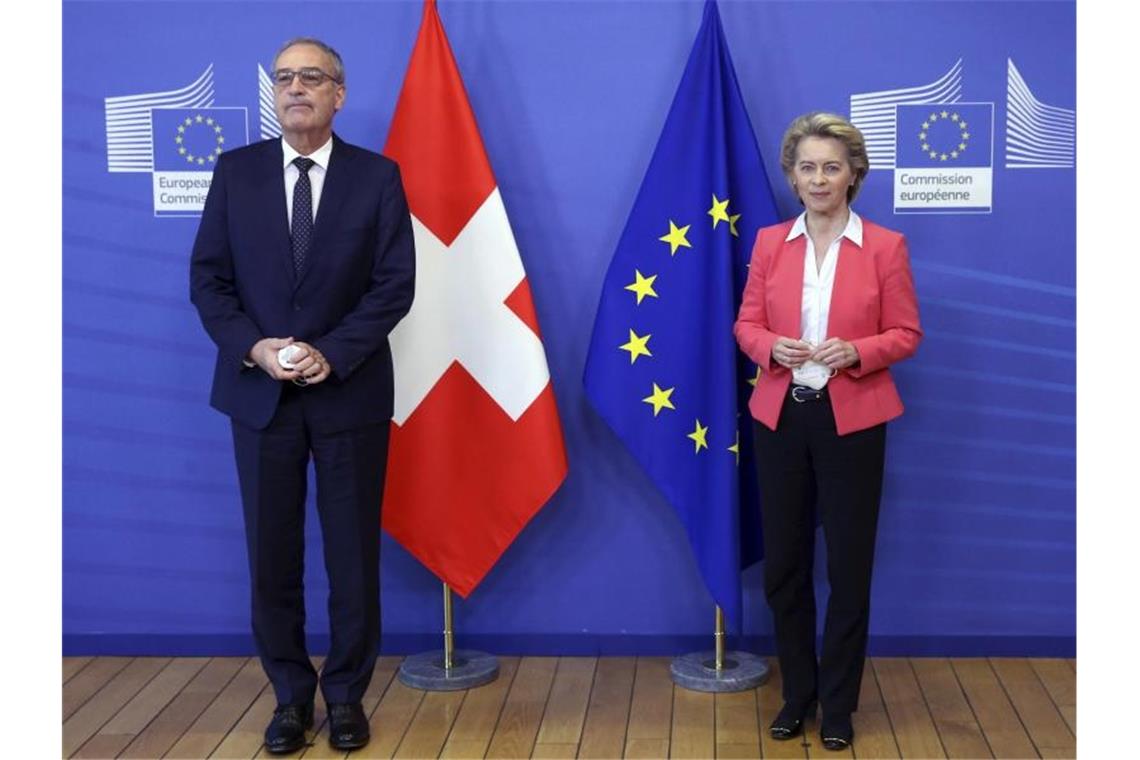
[849,58,1074,214]
[105,63,284,217]
[150,108,246,216]
[894,103,993,214]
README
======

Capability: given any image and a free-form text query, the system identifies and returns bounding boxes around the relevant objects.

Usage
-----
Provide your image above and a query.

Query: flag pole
[714,605,725,671]
[669,604,769,693]
[398,579,499,691]
[443,582,454,670]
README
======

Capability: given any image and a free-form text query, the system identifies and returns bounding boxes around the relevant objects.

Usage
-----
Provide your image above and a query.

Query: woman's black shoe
[820,713,854,751]
[769,700,816,740]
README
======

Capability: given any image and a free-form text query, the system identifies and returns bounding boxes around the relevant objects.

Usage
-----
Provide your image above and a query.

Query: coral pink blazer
[734,217,922,435]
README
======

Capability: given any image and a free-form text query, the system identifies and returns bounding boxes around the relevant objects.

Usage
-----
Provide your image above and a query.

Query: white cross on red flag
[382,0,568,597]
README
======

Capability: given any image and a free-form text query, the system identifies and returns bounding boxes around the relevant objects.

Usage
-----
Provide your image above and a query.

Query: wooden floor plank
[209,682,276,759]
[394,690,467,759]
[56,655,1079,759]
[440,657,520,760]
[951,658,1038,760]
[484,657,559,760]
[991,658,1075,758]
[166,657,264,759]
[577,656,635,759]
[851,710,898,759]
[73,657,209,759]
[352,668,428,759]
[858,659,886,713]
[873,657,946,759]
[669,682,714,759]
[530,742,578,758]
[300,656,401,760]
[1030,658,1076,736]
[625,656,673,750]
[63,656,133,721]
[1056,705,1075,737]
[63,656,170,758]
[64,657,95,684]
[626,738,671,759]
[756,660,807,760]
[118,657,246,759]
[535,657,596,748]
[911,658,992,759]
[716,689,761,759]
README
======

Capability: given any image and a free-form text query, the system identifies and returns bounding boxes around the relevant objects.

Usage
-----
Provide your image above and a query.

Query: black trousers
[752,387,886,716]
[230,384,389,706]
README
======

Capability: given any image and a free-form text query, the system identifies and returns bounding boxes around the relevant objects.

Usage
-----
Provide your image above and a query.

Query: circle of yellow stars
[175,113,226,166]
[611,193,760,461]
[917,110,970,163]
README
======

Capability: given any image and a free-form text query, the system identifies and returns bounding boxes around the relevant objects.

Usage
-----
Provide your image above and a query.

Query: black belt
[789,385,828,403]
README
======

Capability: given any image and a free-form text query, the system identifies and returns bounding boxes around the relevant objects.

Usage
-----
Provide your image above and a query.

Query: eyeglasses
[271,67,341,88]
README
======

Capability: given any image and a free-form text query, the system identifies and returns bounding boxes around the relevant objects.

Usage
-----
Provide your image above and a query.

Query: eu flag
[583,0,779,628]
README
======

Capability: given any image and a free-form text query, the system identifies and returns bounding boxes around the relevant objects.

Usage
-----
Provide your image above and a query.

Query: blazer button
[293,303,302,312]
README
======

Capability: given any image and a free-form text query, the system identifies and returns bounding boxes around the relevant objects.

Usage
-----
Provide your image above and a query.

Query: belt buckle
[791,385,812,403]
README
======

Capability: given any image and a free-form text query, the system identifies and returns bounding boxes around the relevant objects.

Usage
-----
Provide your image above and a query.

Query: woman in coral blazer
[734,113,921,751]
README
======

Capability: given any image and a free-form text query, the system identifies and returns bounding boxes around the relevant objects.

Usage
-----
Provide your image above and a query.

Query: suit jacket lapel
[780,234,807,339]
[257,139,294,285]
[295,134,350,291]
[828,236,859,337]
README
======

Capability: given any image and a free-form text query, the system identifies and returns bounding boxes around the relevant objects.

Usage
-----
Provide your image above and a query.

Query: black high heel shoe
[769,700,817,740]
[820,713,854,751]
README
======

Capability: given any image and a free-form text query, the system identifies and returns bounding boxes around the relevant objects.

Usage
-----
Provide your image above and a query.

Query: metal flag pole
[670,605,769,693]
[714,605,725,671]
[398,581,499,691]
[442,582,454,670]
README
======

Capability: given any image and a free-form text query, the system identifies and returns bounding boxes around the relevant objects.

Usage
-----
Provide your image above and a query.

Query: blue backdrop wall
[63,0,1075,656]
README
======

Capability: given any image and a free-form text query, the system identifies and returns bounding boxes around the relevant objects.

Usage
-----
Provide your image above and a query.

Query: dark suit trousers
[231,383,389,706]
[752,388,886,716]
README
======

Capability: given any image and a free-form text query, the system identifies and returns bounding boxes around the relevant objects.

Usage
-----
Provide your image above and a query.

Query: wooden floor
[63,656,1075,759]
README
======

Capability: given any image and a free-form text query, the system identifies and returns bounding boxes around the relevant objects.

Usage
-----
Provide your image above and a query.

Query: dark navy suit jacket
[190,135,416,433]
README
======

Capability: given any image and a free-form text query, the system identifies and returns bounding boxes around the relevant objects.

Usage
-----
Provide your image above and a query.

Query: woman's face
[791,136,854,216]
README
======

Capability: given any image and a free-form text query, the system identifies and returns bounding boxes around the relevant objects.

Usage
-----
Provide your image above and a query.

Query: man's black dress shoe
[769,700,816,740]
[328,702,371,750]
[264,702,314,754]
[820,713,854,751]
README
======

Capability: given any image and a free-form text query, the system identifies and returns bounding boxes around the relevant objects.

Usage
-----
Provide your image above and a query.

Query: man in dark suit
[189,37,415,753]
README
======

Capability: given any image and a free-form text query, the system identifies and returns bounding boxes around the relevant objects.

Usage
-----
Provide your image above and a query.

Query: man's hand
[812,337,860,371]
[772,337,813,369]
[287,342,332,386]
[248,337,300,381]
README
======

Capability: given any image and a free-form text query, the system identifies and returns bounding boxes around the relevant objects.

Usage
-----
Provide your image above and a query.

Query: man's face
[272,44,345,140]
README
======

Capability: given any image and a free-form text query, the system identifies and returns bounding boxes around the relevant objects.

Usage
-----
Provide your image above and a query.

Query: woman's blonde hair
[779,112,869,204]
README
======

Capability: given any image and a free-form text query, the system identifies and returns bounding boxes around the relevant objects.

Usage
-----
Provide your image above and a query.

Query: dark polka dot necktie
[291,157,316,274]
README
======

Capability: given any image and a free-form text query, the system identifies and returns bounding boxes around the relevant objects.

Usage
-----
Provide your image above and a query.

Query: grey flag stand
[670,606,769,692]
[398,583,499,691]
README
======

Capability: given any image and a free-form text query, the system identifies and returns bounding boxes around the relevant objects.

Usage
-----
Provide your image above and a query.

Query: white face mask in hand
[277,344,303,369]
[277,344,311,386]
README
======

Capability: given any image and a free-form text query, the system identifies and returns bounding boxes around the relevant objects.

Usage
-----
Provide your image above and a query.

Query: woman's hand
[772,337,813,369]
[812,337,860,370]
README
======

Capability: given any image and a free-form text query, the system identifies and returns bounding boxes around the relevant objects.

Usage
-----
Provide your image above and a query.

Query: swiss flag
[382,0,568,596]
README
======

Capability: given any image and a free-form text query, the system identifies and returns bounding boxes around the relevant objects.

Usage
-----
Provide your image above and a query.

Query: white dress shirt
[241,137,335,368]
[785,210,863,390]
[282,136,333,227]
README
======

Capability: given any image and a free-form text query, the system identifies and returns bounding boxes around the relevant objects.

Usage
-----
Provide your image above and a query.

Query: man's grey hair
[272,37,346,84]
